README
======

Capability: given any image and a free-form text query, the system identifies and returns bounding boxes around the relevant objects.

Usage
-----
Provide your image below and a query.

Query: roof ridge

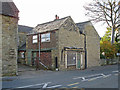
[76,20,91,24]
[37,16,70,26]
[32,16,71,33]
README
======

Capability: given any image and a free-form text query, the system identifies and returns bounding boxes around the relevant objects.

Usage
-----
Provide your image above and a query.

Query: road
[1,64,119,89]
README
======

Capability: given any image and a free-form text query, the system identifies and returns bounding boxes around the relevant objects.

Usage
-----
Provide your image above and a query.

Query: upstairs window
[41,33,50,42]
[33,35,38,43]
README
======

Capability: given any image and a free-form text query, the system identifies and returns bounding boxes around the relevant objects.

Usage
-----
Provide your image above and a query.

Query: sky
[13,0,107,37]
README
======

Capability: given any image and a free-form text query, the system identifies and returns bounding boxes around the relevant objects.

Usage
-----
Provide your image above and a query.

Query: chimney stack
[55,15,59,20]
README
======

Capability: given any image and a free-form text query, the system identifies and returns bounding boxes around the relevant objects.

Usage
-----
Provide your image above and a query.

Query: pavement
[17,64,119,78]
[2,64,119,80]
[2,64,54,80]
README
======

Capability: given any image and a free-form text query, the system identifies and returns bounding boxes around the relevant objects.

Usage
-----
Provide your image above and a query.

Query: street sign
[117,53,120,56]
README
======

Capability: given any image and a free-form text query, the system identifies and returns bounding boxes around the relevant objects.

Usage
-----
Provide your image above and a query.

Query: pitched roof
[0,1,19,18]
[18,25,33,33]
[76,21,100,38]
[33,16,70,33]
[76,21,91,33]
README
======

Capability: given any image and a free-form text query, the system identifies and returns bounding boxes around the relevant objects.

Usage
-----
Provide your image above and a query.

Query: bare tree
[84,0,120,44]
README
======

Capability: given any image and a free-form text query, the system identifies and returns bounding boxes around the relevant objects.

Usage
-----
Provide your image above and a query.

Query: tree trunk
[111,26,115,44]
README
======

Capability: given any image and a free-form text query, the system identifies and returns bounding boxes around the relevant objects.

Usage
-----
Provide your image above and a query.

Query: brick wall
[26,30,59,68]
[27,30,58,50]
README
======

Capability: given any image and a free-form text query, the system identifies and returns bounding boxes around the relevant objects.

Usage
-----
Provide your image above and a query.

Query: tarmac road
[1,64,119,89]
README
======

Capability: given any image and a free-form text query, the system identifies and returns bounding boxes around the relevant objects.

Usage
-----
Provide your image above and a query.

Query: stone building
[26,16,100,70]
[76,21,100,67]
[18,25,33,64]
[0,1,19,76]
[26,16,85,70]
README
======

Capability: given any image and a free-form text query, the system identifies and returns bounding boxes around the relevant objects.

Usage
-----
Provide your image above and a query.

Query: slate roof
[18,25,33,33]
[0,1,19,18]
[33,16,70,33]
[76,21,91,34]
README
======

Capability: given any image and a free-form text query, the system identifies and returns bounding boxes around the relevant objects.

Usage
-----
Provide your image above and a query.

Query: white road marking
[16,82,51,88]
[73,77,85,80]
[42,83,48,88]
[104,74,111,77]
[82,77,85,80]
[112,70,119,73]
[82,75,104,81]
[73,73,103,80]
[101,74,106,77]
[73,77,82,80]
[46,85,62,88]
[73,73,113,82]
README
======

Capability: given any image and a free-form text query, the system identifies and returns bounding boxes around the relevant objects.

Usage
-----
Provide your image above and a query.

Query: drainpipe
[80,32,87,69]
[84,34,87,69]
[39,34,40,68]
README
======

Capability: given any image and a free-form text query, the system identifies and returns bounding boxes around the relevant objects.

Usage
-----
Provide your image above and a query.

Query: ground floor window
[20,52,25,58]
[67,51,76,66]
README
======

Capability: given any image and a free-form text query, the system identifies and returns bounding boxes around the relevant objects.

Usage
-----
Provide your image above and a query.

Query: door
[40,51,52,68]
[77,52,81,69]
[32,52,37,66]
[55,57,58,68]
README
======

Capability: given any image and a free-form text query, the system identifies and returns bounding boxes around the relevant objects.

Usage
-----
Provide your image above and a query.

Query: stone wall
[83,22,100,67]
[2,15,18,76]
[58,17,85,70]
[0,4,2,89]
[0,15,2,77]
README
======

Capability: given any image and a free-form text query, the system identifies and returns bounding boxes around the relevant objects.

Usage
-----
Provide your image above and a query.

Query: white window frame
[41,33,50,42]
[33,35,38,43]
[21,52,25,58]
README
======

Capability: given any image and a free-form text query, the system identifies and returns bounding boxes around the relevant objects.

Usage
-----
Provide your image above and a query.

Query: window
[21,52,25,58]
[33,35,38,43]
[41,33,50,42]
[67,51,76,66]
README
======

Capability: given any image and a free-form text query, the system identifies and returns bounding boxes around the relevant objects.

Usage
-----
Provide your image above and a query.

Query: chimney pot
[55,15,59,20]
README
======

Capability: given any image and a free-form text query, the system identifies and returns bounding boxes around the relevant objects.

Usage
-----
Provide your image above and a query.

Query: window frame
[21,52,25,59]
[32,35,38,44]
[41,33,50,42]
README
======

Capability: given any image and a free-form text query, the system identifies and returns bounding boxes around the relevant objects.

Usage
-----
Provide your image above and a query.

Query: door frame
[76,52,81,69]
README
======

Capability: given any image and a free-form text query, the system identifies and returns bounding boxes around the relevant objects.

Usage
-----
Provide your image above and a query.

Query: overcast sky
[13,0,107,37]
